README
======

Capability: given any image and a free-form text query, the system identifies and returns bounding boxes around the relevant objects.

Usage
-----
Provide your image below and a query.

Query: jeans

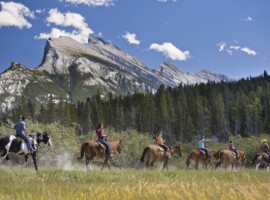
[99,139,111,156]
[199,148,211,157]
[16,132,33,151]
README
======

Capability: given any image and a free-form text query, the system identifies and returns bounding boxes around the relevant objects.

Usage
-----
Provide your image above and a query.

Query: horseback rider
[198,137,212,158]
[155,131,170,157]
[260,139,270,155]
[14,115,34,153]
[96,123,111,157]
[228,140,239,160]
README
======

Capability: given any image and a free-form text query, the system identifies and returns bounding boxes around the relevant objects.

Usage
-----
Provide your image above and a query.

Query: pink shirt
[229,143,235,151]
[96,128,105,139]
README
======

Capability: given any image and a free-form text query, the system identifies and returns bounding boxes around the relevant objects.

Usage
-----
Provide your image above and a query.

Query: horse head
[116,140,122,154]
[239,150,246,163]
[170,145,183,157]
[36,132,52,146]
[212,150,221,160]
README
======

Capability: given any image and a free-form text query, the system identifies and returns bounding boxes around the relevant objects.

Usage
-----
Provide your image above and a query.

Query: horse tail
[77,142,88,160]
[252,153,260,166]
[140,147,150,162]
[186,151,193,168]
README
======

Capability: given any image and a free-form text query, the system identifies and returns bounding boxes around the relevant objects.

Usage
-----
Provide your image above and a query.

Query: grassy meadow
[1,123,270,199]
[0,166,270,200]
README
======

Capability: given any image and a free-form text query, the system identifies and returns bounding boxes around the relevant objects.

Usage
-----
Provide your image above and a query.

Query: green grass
[0,166,270,200]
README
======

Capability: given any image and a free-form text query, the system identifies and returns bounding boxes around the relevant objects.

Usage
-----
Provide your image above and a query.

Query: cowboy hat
[261,139,267,143]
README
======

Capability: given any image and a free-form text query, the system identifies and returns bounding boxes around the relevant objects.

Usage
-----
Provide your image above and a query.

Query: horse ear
[119,140,122,144]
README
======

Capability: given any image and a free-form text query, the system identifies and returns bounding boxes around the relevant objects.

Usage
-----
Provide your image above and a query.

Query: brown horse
[186,149,220,170]
[215,150,246,171]
[77,140,122,170]
[140,145,182,170]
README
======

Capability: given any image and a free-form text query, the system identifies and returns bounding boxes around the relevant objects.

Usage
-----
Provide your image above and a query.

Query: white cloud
[230,45,241,50]
[150,42,190,61]
[122,32,140,45]
[35,8,93,44]
[97,32,103,37]
[217,42,226,52]
[217,41,256,56]
[0,1,34,29]
[35,9,46,14]
[241,47,256,56]
[63,0,115,7]
[244,16,252,22]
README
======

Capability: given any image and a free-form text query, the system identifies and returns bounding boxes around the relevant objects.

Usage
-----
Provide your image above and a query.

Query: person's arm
[101,129,107,137]
[23,121,26,131]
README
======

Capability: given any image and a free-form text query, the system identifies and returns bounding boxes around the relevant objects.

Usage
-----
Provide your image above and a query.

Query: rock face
[0,36,233,111]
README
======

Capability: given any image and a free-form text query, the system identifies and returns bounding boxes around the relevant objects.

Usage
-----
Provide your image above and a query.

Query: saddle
[96,140,106,152]
[197,149,210,159]
[230,150,239,160]
[157,145,171,158]
[261,152,270,161]
[157,145,164,152]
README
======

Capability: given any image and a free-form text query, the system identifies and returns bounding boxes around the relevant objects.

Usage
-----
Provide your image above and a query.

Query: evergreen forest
[3,70,270,143]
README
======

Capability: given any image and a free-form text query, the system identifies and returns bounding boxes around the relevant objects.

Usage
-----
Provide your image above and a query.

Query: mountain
[0,36,233,111]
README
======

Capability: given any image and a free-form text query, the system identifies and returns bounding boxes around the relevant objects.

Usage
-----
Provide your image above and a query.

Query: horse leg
[209,160,214,170]
[0,151,9,164]
[150,157,157,170]
[24,155,28,167]
[195,160,199,170]
[85,159,90,171]
[162,159,168,171]
[31,152,38,171]
[101,155,110,170]
[224,164,228,171]
[107,159,111,170]
[255,163,260,170]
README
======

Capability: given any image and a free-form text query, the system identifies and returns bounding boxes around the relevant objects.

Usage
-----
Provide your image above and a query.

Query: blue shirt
[14,120,26,134]
[199,139,205,148]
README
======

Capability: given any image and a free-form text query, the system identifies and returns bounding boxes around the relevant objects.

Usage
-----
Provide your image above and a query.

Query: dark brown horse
[252,152,270,170]
[140,145,182,170]
[186,149,220,170]
[77,140,122,170]
[215,150,246,171]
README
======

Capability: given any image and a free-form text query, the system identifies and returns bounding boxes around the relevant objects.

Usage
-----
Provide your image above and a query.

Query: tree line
[2,70,270,143]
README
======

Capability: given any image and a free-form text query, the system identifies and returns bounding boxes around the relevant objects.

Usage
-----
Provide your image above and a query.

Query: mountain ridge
[0,36,234,111]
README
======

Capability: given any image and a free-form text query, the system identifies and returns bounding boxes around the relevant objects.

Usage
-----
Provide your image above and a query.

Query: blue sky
[0,0,269,79]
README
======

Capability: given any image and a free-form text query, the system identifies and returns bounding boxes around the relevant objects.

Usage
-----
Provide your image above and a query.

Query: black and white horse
[252,152,270,170]
[0,132,52,170]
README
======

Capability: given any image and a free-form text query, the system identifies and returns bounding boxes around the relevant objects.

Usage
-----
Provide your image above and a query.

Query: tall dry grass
[0,166,270,200]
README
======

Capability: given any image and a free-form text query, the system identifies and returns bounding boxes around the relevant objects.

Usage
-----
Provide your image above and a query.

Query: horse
[252,152,270,170]
[0,132,52,171]
[140,145,182,170]
[186,149,220,170]
[215,150,246,171]
[77,140,122,170]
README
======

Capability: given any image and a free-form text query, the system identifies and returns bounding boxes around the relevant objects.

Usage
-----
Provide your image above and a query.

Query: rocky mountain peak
[0,35,234,112]
[158,61,184,74]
